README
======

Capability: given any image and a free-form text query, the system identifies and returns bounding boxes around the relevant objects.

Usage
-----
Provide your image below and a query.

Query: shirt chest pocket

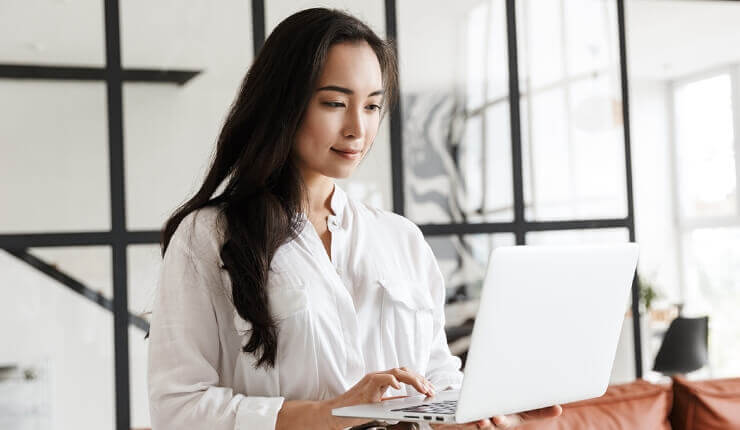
[230,265,314,398]
[378,278,435,372]
[232,270,309,341]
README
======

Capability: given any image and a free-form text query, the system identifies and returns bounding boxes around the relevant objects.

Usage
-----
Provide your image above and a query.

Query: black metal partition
[385,0,641,378]
[0,1,639,428]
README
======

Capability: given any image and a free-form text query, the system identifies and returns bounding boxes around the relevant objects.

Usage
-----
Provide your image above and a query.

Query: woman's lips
[331,148,362,160]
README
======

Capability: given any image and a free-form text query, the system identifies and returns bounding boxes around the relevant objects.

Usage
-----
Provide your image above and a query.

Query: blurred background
[1,0,739,429]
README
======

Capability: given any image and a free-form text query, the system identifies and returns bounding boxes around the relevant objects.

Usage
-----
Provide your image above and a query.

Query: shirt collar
[296,182,347,224]
[329,182,347,223]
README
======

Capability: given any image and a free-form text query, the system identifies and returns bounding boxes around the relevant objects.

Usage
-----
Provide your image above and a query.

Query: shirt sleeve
[147,215,284,430]
[418,231,464,391]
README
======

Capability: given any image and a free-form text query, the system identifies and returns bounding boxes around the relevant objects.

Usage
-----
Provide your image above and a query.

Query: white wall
[0,248,115,429]
[630,79,682,304]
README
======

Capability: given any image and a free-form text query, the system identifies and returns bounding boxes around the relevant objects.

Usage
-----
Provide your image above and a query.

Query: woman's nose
[343,107,366,139]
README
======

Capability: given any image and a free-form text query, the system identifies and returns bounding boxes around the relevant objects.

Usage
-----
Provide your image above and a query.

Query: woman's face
[294,41,384,180]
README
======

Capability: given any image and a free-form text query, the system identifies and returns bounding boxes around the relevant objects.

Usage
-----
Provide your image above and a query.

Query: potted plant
[638,274,659,313]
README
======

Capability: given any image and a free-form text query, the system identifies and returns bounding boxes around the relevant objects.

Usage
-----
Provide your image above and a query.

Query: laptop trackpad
[383,389,459,411]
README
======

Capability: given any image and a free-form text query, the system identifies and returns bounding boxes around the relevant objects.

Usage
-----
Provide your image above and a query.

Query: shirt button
[336,267,342,275]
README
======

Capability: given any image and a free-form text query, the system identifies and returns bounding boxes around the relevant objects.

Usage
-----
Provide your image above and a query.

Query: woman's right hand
[320,367,436,430]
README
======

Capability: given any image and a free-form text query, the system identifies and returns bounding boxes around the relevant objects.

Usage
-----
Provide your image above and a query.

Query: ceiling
[626,0,740,81]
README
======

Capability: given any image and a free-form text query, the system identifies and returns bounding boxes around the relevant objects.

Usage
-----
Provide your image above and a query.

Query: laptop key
[391,400,457,414]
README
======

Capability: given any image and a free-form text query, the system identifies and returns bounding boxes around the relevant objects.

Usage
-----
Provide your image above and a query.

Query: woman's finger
[430,423,480,429]
[477,418,497,429]
[388,367,435,395]
[371,373,401,390]
[519,404,563,420]
[491,414,523,428]
[490,405,562,428]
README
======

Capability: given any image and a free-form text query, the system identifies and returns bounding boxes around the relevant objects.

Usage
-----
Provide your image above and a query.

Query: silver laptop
[332,243,639,425]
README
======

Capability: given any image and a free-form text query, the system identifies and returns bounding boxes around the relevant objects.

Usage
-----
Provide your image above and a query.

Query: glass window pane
[569,75,627,217]
[127,244,161,429]
[519,0,626,221]
[130,324,151,429]
[401,0,512,224]
[486,0,509,101]
[27,246,113,300]
[0,1,104,66]
[460,115,485,219]
[127,245,160,319]
[121,1,252,70]
[516,0,563,90]
[427,233,516,305]
[465,1,488,112]
[564,0,619,77]
[121,1,254,230]
[0,81,111,233]
[526,228,629,245]
[484,104,514,221]
[123,81,236,230]
[521,87,570,220]
[674,73,736,218]
[682,227,740,378]
[0,247,114,429]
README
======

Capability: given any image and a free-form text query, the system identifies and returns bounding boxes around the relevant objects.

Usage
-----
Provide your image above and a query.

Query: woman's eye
[366,104,381,111]
[323,102,345,108]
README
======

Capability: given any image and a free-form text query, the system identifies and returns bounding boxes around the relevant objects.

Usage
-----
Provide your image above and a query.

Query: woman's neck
[302,171,335,219]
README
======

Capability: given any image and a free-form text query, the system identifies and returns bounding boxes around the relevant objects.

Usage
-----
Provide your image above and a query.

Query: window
[671,68,740,377]
[0,81,110,233]
[399,0,639,378]
[518,0,626,221]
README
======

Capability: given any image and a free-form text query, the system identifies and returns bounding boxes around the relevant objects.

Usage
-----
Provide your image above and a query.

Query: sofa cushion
[671,375,740,430]
[515,379,672,430]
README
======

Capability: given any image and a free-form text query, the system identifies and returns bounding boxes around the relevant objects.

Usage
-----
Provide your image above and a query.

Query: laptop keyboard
[390,400,457,415]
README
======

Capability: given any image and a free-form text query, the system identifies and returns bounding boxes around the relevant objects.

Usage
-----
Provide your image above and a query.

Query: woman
[147,8,561,430]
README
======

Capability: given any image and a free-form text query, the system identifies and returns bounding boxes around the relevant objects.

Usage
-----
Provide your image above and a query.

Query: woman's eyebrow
[316,85,384,97]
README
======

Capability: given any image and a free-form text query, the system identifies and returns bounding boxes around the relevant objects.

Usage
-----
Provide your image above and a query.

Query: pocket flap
[268,283,308,320]
[269,244,298,273]
[233,280,307,335]
[377,278,434,311]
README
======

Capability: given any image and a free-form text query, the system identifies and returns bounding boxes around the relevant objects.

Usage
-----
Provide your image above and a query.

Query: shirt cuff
[235,395,285,430]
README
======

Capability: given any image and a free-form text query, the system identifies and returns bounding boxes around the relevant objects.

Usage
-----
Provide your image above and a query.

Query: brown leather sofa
[517,375,740,430]
[133,376,740,429]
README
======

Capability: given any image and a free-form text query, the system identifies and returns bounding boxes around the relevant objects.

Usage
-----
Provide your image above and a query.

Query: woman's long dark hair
[149,8,398,369]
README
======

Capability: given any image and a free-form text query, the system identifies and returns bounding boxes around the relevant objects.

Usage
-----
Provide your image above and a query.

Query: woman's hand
[430,404,562,429]
[320,367,436,430]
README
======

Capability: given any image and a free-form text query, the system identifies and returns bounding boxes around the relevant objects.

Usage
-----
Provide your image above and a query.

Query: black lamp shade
[652,316,709,375]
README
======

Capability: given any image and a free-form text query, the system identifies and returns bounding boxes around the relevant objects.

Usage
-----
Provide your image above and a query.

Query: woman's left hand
[430,404,562,429]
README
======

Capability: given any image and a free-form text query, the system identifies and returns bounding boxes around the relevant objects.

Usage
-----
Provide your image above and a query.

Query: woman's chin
[325,166,358,180]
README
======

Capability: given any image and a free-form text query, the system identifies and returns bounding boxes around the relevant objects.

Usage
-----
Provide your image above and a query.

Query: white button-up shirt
[147,183,463,429]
